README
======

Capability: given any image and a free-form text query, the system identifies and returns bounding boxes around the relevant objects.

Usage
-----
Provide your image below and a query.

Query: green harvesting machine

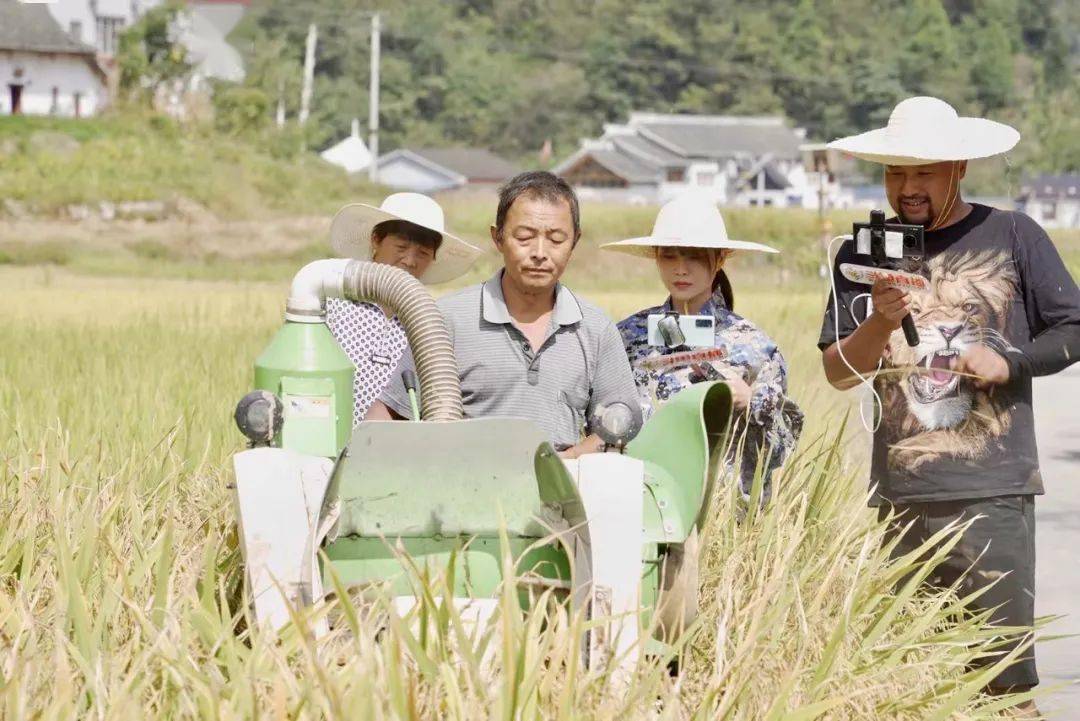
[232,259,731,660]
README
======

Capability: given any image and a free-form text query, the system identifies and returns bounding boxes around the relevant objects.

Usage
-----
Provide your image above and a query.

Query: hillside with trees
[228,0,1080,173]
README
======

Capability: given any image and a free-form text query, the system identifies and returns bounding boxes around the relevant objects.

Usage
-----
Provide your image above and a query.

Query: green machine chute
[629,381,732,544]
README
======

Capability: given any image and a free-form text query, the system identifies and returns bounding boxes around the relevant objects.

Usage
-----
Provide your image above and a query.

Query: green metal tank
[254,321,354,458]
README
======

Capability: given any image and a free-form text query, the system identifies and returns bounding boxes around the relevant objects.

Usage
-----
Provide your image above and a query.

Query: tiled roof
[630,113,803,159]
[608,132,687,166]
[410,148,519,182]
[585,147,662,183]
[1018,174,1080,200]
[0,0,95,54]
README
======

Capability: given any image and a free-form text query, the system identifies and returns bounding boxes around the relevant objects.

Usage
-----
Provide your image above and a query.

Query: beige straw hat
[601,193,778,258]
[329,193,481,284]
[827,96,1019,166]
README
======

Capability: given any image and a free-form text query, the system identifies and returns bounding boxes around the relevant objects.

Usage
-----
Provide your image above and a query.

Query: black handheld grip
[901,314,919,347]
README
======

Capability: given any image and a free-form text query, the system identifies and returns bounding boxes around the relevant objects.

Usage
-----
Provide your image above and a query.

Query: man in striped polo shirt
[366,171,640,458]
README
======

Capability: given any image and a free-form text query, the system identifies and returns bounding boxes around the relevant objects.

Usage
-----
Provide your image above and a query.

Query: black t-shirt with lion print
[819,204,1080,505]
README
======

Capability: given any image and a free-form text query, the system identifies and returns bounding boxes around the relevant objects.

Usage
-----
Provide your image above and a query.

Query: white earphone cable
[828,234,883,433]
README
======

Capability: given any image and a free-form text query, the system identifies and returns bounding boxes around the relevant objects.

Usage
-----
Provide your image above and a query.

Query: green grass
[0,111,381,218]
[0,265,1042,718]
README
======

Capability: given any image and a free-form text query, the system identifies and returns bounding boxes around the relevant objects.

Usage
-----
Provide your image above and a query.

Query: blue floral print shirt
[617,290,803,501]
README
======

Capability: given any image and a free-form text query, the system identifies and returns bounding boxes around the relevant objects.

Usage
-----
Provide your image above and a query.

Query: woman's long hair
[712,268,734,310]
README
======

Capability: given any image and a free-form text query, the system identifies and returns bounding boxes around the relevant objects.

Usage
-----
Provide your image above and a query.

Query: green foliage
[225,0,1079,173]
[212,85,271,136]
[0,241,73,266]
[0,113,378,218]
[117,1,191,103]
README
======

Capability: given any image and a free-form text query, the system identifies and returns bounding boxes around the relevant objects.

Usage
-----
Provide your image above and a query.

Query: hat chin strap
[926,161,960,231]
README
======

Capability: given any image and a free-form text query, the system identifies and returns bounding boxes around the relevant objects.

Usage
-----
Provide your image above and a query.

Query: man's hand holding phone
[869,279,912,331]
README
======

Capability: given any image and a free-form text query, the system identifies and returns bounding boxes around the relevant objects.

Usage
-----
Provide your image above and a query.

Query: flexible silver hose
[342,260,463,422]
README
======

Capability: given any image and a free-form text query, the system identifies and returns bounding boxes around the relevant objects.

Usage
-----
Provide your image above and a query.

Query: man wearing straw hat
[367,171,641,459]
[327,192,482,425]
[819,96,1080,711]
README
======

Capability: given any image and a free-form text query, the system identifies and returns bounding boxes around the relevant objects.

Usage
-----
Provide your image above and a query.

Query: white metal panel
[563,453,645,673]
[233,447,334,634]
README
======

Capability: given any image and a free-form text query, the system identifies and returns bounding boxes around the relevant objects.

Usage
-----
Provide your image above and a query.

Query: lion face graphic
[880,249,1018,471]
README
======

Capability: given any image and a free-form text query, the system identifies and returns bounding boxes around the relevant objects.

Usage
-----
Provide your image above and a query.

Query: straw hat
[329,193,481,284]
[827,96,1019,166]
[601,194,778,258]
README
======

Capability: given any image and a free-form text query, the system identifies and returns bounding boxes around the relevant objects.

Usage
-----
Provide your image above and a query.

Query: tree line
[220,0,1078,174]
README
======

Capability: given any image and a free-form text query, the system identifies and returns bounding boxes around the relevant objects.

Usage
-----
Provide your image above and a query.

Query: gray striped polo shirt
[380,270,640,446]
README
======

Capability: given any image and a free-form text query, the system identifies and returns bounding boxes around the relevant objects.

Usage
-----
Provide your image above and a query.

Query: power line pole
[276,79,285,129]
[368,12,380,182]
[299,23,317,125]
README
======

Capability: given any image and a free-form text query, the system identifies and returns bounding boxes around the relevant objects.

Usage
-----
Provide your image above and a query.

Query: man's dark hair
[494,171,581,241]
[372,219,443,254]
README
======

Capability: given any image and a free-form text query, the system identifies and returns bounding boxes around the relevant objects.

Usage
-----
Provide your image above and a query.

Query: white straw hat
[601,194,778,258]
[329,193,482,284]
[827,96,1019,166]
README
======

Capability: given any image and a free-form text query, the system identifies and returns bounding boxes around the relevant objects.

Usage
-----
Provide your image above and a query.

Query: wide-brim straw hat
[827,96,1019,166]
[329,192,481,284]
[601,193,778,258]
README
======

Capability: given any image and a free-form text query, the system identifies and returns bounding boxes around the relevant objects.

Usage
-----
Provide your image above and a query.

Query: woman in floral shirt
[326,193,480,424]
[603,195,803,501]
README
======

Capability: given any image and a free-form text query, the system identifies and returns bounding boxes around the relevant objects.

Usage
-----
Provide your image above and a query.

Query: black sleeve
[1004,217,1080,379]
[817,239,869,351]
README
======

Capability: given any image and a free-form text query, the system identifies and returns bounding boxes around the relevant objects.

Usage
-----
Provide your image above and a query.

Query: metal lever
[402,370,421,421]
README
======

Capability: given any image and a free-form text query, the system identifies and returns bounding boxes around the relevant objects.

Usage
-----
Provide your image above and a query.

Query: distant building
[44,0,248,91]
[320,119,372,175]
[555,112,837,207]
[0,0,108,116]
[44,0,138,57]
[376,147,520,193]
[1017,174,1080,229]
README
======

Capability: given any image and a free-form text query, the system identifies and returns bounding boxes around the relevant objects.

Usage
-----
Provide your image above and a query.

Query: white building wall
[47,0,149,55]
[0,51,106,116]
[730,188,790,208]
[377,157,462,193]
[1025,199,1080,229]
[574,184,657,205]
[659,162,728,204]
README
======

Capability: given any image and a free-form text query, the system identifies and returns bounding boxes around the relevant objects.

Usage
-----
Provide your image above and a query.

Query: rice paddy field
[1,202,1071,719]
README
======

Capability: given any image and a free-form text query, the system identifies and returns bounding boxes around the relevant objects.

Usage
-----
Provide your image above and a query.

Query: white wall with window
[659,162,727,204]
[46,0,146,56]
[1026,198,1080,229]
[0,50,106,116]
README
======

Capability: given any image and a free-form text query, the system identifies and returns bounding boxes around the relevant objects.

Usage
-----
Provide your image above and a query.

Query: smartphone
[646,313,715,348]
[852,210,925,267]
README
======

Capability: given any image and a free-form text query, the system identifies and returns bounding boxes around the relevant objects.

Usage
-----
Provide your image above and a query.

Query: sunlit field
[0,205,1058,717]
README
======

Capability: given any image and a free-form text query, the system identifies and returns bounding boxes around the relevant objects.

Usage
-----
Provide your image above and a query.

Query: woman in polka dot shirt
[326,193,481,424]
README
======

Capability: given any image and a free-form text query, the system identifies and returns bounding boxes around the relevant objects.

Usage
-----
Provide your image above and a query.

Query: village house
[555,112,851,208]
[1017,174,1080,229]
[1,0,249,118]
[375,147,520,193]
[0,0,109,117]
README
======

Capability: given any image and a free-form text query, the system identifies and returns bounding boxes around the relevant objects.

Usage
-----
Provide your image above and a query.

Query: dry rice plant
[0,267,1038,718]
